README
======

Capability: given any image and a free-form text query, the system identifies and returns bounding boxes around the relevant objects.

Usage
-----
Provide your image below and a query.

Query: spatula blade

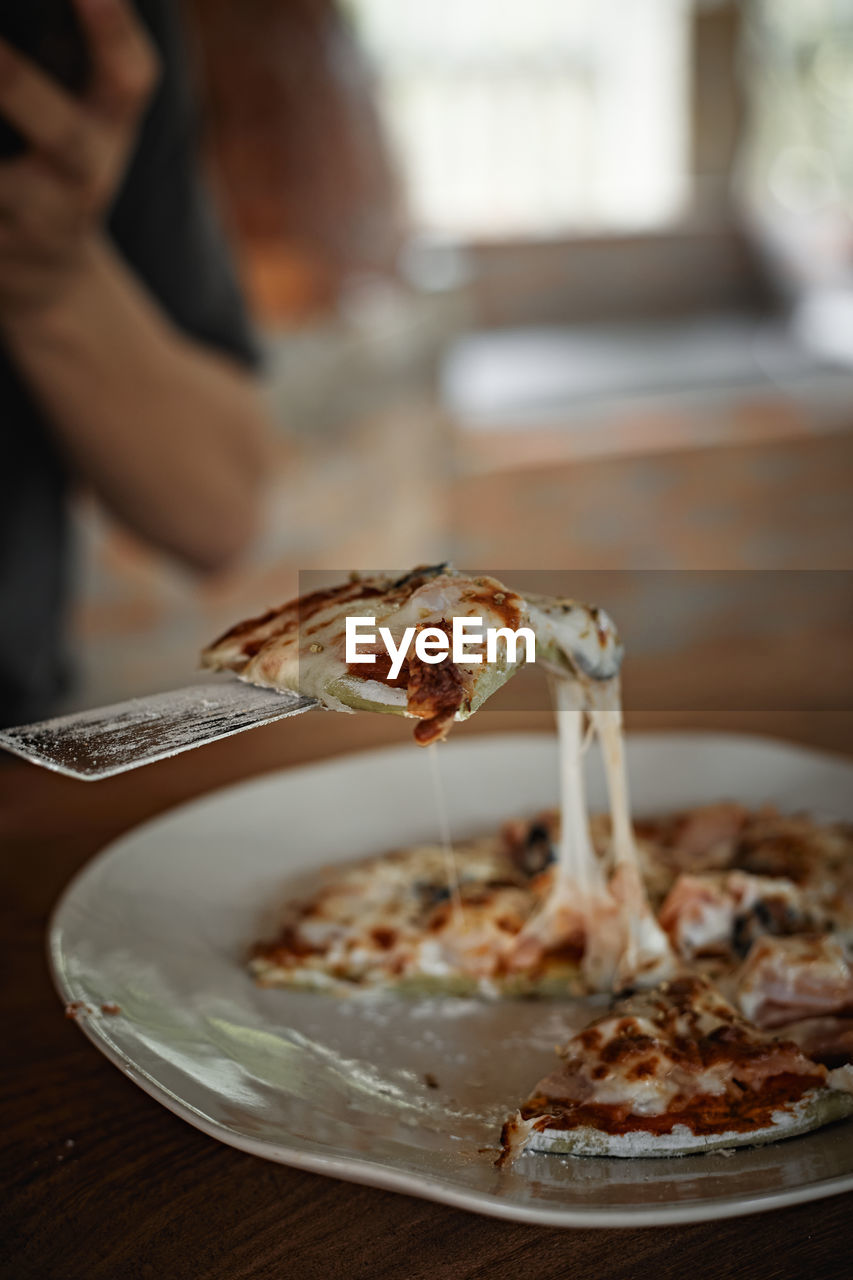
[0,679,318,780]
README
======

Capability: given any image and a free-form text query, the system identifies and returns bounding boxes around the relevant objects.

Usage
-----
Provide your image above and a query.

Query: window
[346,0,692,239]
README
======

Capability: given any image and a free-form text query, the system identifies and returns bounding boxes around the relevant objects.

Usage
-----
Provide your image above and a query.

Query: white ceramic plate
[49,732,853,1228]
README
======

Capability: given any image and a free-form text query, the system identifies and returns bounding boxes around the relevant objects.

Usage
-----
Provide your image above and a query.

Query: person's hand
[0,0,158,320]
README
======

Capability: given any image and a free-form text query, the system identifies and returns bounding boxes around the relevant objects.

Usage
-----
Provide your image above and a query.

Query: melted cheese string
[587,678,675,987]
[587,687,638,879]
[511,674,674,990]
[553,678,605,898]
[426,742,465,926]
[508,678,620,987]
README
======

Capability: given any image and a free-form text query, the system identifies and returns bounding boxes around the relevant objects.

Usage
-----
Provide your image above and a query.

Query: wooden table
[3,706,852,1280]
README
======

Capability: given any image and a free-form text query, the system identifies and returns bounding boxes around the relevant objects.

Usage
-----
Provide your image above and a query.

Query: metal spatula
[0,596,625,782]
[0,678,318,781]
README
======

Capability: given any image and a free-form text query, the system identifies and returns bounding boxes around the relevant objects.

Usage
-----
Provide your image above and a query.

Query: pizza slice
[201,565,622,746]
[201,565,519,745]
[499,974,853,1161]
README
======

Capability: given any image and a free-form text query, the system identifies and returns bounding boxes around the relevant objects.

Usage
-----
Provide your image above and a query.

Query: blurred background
[71,0,853,730]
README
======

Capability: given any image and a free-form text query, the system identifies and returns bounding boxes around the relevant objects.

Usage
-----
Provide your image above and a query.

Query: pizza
[499,975,853,1160]
[205,566,672,983]
[210,565,853,1158]
[494,803,853,1160]
[250,801,853,983]
[251,812,607,997]
[201,565,622,745]
[250,797,853,1159]
[249,787,689,997]
[206,565,673,987]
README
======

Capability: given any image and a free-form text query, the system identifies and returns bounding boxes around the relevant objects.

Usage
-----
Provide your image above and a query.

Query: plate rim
[48,729,853,1229]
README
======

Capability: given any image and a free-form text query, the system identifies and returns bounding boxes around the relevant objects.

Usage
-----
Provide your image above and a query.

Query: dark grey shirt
[0,1,256,727]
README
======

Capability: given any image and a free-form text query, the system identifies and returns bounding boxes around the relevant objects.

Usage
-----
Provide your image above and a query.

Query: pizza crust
[523,1088,853,1158]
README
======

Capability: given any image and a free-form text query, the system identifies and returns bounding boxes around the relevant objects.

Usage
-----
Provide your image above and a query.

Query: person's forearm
[2,235,270,572]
